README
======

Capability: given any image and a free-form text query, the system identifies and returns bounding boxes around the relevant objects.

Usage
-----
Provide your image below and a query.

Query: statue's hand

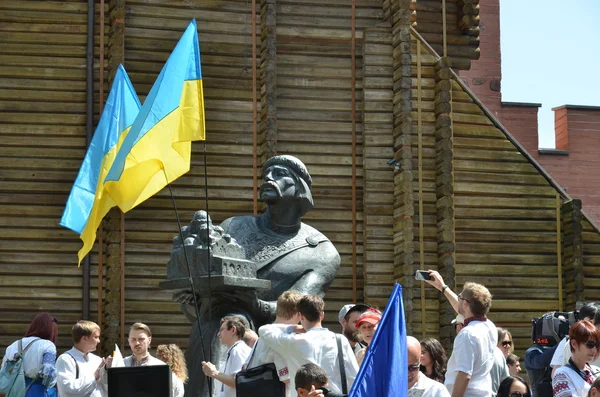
[173,290,199,306]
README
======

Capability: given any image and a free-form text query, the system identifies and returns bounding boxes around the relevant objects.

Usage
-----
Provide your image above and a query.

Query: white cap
[338,303,370,323]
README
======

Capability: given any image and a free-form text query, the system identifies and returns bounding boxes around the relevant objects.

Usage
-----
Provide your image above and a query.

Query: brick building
[460,1,600,224]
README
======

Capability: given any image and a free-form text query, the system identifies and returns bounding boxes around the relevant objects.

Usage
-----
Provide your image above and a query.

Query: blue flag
[349,284,408,397]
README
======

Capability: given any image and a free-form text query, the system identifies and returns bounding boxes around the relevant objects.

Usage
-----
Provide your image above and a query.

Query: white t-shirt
[244,325,290,383]
[2,337,57,386]
[56,347,106,397]
[552,364,600,397]
[172,373,184,397]
[216,341,252,397]
[410,373,451,397]
[258,325,359,395]
[445,319,497,397]
[551,337,600,370]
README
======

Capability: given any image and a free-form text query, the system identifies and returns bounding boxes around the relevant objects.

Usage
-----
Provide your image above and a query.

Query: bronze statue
[162,155,340,397]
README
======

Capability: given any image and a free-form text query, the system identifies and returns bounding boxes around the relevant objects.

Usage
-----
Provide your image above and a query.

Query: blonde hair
[462,282,493,316]
[156,344,188,382]
[276,291,303,319]
[129,322,152,337]
[72,320,100,343]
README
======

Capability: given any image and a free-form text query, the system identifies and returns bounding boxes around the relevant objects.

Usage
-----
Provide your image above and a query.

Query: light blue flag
[349,283,408,397]
[60,65,141,263]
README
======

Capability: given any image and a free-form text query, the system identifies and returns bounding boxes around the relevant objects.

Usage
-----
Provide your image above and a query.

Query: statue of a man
[178,155,340,397]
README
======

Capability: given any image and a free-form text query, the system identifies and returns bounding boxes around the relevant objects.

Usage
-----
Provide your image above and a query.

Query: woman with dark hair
[1,312,59,397]
[420,338,447,383]
[552,320,600,397]
[496,376,531,397]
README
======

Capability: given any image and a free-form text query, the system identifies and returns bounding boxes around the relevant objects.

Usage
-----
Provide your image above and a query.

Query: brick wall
[543,106,600,222]
[459,0,600,225]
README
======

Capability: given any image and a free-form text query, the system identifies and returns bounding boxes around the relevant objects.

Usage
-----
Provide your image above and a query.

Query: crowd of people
[1,317,187,397]
[3,270,600,397]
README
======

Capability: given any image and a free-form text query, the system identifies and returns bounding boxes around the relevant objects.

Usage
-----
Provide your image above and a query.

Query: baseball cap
[356,308,382,328]
[338,303,371,322]
[451,313,465,325]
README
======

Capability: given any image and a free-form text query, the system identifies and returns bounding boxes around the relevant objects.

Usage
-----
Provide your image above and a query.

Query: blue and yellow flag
[349,284,408,397]
[60,65,141,264]
[104,19,205,212]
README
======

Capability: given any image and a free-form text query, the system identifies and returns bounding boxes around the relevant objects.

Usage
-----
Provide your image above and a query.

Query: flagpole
[164,168,213,396]
[201,141,214,396]
[163,172,207,361]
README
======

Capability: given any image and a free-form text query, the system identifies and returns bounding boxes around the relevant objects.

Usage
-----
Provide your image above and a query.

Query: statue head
[260,155,314,217]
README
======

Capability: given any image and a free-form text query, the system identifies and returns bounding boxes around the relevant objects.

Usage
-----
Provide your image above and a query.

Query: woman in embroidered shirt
[156,344,187,397]
[1,312,59,397]
[552,320,600,397]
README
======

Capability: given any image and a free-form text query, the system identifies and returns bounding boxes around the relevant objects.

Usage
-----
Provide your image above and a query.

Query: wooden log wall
[451,77,561,356]
[412,0,479,70]
[433,56,455,346]
[390,0,417,331]
[274,0,381,318]
[4,0,600,365]
[0,0,106,353]
[117,0,260,349]
[562,199,584,309]
[583,218,600,302]
[403,39,446,340]
[104,0,385,351]
[361,25,395,308]
[405,30,600,359]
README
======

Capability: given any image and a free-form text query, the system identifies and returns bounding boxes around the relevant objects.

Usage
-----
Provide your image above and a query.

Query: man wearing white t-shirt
[244,290,303,397]
[259,294,359,395]
[56,320,106,397]
[202,316,252,397]
[407,336,450,397]
[426,271,497,397]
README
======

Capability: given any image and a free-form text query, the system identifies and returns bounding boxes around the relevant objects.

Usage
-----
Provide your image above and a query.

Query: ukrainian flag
[60,65,141,264]
[104,20,205,212]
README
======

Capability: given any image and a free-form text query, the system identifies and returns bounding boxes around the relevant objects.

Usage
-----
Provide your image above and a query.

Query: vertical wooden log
[562,199,584,308]
[102,0,126,356]
[391,0,414,333]
[434,56,455,351]
[361,25,394,306]
[260,0,277,160]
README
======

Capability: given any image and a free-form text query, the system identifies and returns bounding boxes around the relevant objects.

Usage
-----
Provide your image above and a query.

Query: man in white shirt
[426,271,497,397]
[407,336,450,397]
[202,316,252,397]
[245,290,303,396]
[56,320,106,397]
[258,294,359,395]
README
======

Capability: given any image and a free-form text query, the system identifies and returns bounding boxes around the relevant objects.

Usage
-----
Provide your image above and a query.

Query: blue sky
[500,0,600,148]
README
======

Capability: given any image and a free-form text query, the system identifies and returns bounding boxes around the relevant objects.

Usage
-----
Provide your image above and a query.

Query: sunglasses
[584,340,600,350]
[502,341,512,347]
[408,363,421,372]
[458,295,471,304]
[510,393,530,397]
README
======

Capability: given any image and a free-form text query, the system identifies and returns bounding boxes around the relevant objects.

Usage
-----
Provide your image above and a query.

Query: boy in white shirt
[56,320,106,397]
[201,316,252,397]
